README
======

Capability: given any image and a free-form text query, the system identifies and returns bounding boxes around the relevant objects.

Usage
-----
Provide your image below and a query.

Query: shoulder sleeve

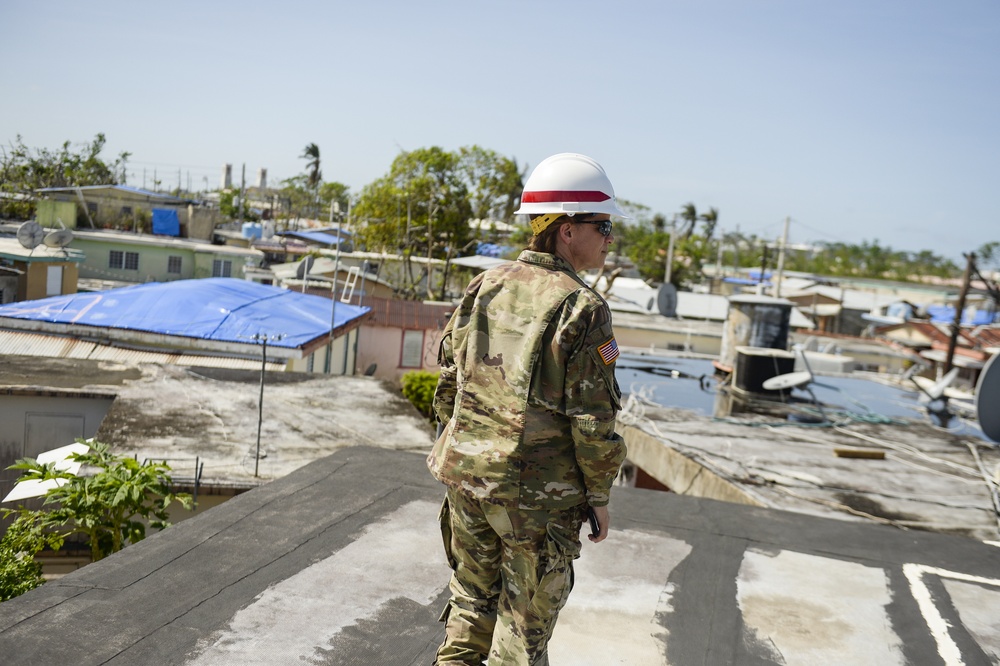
[559,290,626,506]
[432,273,485,425]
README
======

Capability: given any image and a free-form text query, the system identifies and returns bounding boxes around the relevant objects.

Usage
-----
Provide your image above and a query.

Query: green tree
[353,146,478,298]
[457,145,524,226]
[0,134,130,219]
[219,188,260,222]
[3,440,192,563]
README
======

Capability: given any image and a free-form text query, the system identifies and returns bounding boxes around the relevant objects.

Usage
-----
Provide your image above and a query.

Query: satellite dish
[16,221,45,249]
[763,371,813,391]
[657,283,677,318]
[295,255,315,280]
[913,367,960,403]
[43,228,74,247]
[976,353,1000,442]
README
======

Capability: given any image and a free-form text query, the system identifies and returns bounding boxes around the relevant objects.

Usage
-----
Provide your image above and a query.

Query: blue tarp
[723,277,771,286]
[0,278,370,349]
[926,305,998,326]
[278,229,351,247]
[152,208,180,236]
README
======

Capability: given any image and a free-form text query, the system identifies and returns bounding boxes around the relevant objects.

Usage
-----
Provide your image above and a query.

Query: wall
[187,206,218,241]
[71,237,255,282]
[285,328,360,376]
[36,200,79,229]
[0,391,115,501]
[614,324,722,355]
[71,237,193,282]
[355,324,445,383]
[18,260,79,300]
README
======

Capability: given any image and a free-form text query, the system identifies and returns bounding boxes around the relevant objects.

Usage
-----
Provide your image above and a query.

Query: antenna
[976,353,1000,442]
[16,221,45,250]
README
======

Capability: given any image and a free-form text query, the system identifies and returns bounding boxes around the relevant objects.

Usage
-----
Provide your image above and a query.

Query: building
[35,185,219,241]
[0,235,84,303]
[67,229,263,285]
[0,278,371,375]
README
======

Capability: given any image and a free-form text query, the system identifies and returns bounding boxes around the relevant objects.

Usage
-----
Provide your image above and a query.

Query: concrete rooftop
[0,446,998,665]
[1,355,999,663]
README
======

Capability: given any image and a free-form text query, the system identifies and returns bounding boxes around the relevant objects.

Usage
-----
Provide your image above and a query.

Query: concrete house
[67,229,263,285]
[35,185,219,241]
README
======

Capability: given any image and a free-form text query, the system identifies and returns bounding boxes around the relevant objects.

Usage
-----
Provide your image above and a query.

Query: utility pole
[664,216,676,284]
[945,253,975,373]
[249,332,285,477]
[775,216,790,297]
[715,229,724,292]
[238,163,246,225]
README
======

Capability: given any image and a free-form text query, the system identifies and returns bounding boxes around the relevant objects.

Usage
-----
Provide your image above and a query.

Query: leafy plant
[3,440,193,564]
[0,515,64,602]
[400,370,440,421]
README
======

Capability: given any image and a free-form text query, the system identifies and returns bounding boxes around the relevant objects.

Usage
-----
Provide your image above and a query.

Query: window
[109,251,140,271]
[87,202,98,215]
[212,259,232,277]
[121,206,133,217]
[400,330,424,368]
[307,352,315,373]
[167,256,182,274]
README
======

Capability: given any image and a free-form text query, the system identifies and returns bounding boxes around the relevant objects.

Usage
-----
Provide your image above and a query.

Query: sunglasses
[575,218,614,237]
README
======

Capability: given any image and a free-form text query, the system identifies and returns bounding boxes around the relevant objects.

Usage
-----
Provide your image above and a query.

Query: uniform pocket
[529,518,583,617]
[438,496,457,571]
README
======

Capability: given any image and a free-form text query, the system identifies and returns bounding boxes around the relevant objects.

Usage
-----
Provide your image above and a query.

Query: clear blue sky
[2,1,997,263]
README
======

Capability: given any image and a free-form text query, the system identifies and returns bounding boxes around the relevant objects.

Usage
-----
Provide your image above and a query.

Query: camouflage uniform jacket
[428,250,626,510]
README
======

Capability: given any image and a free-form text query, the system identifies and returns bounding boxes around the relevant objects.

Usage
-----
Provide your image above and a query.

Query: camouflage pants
[435,487,585,666]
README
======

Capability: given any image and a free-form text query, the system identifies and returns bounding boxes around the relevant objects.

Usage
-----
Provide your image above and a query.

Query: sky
[2,0,998,263]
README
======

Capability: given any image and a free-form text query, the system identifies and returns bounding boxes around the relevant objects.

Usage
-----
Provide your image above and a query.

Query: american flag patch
[597,338,619,365]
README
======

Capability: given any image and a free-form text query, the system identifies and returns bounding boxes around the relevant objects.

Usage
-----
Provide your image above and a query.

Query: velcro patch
[597,338,619,365]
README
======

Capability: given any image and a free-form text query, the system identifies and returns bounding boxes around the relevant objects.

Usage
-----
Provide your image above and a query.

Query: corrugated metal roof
[0,330,283,371]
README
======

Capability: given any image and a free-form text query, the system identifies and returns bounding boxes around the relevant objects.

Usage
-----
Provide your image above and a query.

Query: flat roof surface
[0,446,997,665]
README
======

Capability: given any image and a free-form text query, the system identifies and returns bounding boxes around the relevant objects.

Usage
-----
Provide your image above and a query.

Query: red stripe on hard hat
[521,190,611,203]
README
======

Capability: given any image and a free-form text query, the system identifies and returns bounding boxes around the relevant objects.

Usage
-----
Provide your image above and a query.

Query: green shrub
[0,515,63,602]
[401,370,440,420]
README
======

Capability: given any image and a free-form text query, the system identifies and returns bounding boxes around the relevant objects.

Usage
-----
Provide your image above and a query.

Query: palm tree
[301,143,322,188]
[678,202,698,239]
[300,143,322,218]
[699,207,719,241]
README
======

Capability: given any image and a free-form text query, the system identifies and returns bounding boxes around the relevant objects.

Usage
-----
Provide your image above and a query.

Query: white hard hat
[515,153,629,222]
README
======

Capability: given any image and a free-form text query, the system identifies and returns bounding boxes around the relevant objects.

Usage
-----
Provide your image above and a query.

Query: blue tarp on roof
[278,228,352,247]
[926,304,998,326]
[723,277,771,286]
[0,278,370,349]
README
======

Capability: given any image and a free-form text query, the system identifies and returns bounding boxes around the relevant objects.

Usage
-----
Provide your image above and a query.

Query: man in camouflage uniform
[428,153,628,665]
